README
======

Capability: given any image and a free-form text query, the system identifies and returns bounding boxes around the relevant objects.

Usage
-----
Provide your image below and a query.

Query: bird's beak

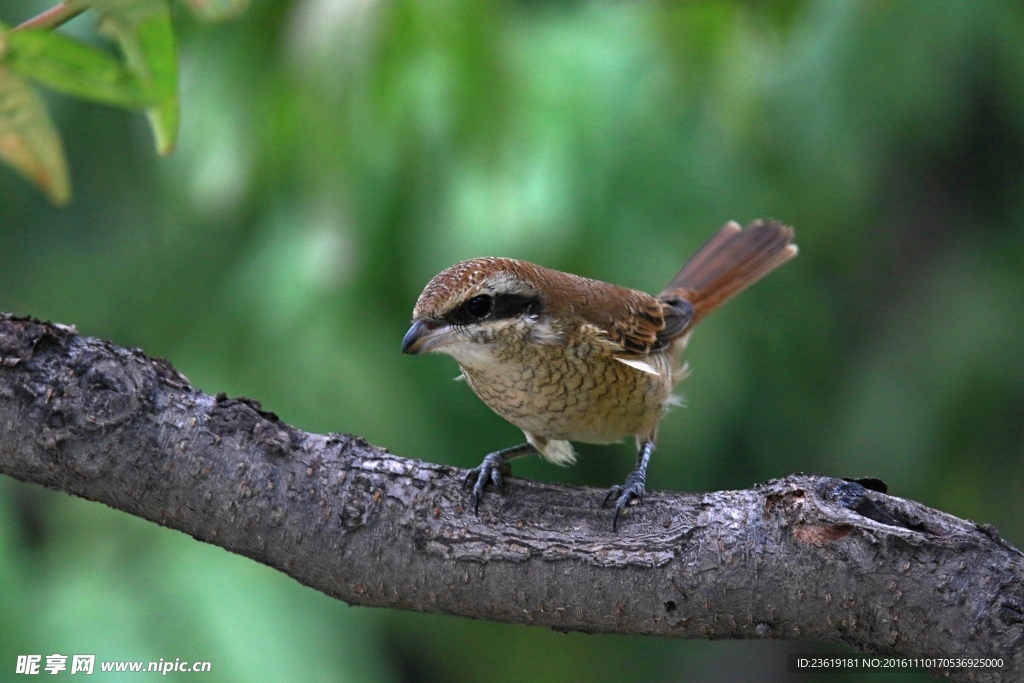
[402,320,454,355]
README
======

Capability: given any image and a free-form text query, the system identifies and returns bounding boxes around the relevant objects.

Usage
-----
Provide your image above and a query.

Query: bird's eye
[465,295,492,318]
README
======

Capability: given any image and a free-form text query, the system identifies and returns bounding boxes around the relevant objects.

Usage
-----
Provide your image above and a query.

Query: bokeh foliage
[1,0,1022,681]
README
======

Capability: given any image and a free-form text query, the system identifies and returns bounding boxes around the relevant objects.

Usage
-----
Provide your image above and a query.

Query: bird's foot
[464,452,511,514]
[603,470,646,531]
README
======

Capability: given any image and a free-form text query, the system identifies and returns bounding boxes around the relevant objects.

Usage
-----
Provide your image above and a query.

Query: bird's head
[401,258,550,360]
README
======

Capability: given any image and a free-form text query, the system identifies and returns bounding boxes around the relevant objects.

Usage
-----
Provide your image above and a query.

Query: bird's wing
[572,283,669,356]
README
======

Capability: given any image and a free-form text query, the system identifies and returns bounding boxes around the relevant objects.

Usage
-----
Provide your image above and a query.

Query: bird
[402,219,797,529]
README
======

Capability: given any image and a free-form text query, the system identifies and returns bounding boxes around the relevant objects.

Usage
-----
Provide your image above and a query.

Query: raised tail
[659,219,797,332]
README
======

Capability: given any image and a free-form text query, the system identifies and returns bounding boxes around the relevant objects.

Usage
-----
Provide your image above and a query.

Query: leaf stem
[11,2,87,34]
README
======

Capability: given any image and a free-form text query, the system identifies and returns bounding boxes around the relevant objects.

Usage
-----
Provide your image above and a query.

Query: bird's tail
[659,219,797,331]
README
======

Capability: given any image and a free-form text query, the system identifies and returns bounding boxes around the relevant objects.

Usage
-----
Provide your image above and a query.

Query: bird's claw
[464,452,508,514]
[603,471,646,531]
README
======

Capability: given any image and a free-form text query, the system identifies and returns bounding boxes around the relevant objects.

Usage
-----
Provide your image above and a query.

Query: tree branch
[10,2,87,34]
[0,313,1021,682]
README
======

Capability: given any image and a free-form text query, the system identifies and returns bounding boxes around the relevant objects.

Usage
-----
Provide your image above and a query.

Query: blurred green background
[2,0,1023,681]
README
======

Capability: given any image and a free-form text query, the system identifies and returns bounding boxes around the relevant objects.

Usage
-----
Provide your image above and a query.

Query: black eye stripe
[490,293,541,319]
[444,292,541,326]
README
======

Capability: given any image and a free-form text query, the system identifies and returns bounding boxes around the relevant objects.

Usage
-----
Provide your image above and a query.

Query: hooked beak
[401,319,454,355]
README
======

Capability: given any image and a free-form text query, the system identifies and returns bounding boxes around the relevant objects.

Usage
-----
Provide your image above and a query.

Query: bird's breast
[457,332,678,443]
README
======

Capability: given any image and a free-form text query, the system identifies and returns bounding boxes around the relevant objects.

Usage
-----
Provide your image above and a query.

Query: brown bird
[402,219,797,529]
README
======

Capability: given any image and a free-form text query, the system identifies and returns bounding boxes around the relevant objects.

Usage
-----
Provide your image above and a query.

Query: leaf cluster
[0,0,247,204]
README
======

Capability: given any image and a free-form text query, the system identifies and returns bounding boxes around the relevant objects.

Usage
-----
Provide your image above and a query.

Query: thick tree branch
[0,313,1021,681]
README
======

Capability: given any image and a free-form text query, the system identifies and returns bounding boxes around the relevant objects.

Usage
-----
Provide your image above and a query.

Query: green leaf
[95,0,179,155]
[179,0,250,23]
[0,65,71,204]
[5,29,153,108]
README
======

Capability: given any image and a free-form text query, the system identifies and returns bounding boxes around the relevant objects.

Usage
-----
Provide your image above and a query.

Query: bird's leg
[464,443,536,513]
[603,439,654,531]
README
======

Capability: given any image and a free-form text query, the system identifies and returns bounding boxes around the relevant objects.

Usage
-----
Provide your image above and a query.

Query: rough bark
[0,313,1021,682]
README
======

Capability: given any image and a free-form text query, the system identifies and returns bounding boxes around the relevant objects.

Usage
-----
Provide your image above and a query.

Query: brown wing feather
[536,269,666,356]
[569,219,796,353]
[591,290,666,355]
